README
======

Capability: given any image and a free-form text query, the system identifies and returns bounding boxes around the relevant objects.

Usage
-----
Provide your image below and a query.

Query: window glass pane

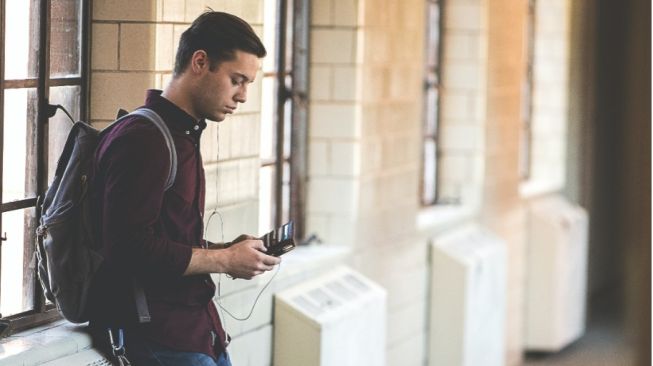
[258,166,275,234]
[50,0,82,78]
[47,86,80,182]
[282,74,292,158]
[426,1,441,67]
[425,86,438,137]
[4,0,40,80]
[422,139,437,204]
[3,88,38,202]
[422,0,442,206]
[520,0,536,180]
[282,162,290,223]
[283,98,291,159]
[1,207,37,317]
[284,1,294,73]
[519,122,531,179]
[262,0,278,73]
[260,77,276,160]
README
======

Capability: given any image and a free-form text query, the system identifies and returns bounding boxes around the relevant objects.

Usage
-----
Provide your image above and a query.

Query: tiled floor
[523,290,638,366]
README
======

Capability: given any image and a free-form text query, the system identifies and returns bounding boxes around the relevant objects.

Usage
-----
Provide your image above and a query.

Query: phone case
[260,221,296,256]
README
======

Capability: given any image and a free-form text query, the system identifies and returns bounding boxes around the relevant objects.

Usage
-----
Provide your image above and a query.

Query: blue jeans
[128,341,231,366]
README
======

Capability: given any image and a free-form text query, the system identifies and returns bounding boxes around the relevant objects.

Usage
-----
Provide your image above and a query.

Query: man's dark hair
[174,11,267,76]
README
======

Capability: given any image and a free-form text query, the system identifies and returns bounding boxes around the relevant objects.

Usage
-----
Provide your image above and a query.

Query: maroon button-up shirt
[87,90,226,359]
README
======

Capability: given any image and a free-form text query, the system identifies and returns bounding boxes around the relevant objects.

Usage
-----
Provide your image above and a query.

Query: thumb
[233,234,258,244]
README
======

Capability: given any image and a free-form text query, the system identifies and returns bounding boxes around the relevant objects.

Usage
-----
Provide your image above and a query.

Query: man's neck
[162,78,200,120]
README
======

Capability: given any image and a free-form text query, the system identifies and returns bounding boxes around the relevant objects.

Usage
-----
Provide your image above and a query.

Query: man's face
[195,50,260,122]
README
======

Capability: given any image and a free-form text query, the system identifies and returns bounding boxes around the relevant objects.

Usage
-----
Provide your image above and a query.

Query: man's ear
[190,50,209,74]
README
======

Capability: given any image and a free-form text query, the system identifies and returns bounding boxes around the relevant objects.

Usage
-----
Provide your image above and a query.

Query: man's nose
[235,86,247,103]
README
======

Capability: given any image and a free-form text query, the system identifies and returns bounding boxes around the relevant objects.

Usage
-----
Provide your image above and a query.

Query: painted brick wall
[90,1,270,365]
[90,0,264,242]
[527,0,571,190]
[483,0,528,365]
[439,0,488,205]
[88,1,576,366]
[306,0,362,247]
[306,0,431,364]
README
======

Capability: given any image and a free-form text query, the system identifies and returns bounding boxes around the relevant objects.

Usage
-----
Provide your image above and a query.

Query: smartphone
[259,221,296,256]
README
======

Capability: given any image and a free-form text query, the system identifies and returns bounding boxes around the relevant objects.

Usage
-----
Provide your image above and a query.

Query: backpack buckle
[107,328,126,357]
[36,225,47,238]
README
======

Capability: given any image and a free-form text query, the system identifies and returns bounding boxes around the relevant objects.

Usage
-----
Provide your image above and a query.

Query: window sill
[0,320,95,366]
[416,204,477,235]
[519,179,563,199]
[0,246,350,365]
[215,244,351,297]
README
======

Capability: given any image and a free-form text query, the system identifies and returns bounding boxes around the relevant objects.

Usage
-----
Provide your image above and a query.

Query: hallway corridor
[524,289,637,366]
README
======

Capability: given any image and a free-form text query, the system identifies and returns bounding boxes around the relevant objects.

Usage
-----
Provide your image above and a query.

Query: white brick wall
[310,66,332,101]
[309,104,360,139]
[91,5,271,363]
[307,177,359,216]
[311,29,357,64]
[386,332,427,366]
[437,0,488,208]
[523,0,570,193]
[482,0,530,364]
[330,141,361,176]
[228,326,273,366]
[83,2,578,366]
[305,1,434,364]
[444,3,484,31]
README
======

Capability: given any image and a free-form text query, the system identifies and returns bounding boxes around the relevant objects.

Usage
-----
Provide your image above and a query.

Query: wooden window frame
[421,0,445,206]
[260,0,309,241]
[0,0,91,336]
[520,0,536,180]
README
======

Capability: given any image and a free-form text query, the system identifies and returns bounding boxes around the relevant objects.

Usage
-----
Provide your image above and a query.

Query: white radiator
[429,225,507,366]
[525,195,589,351]
[273,266,386,366]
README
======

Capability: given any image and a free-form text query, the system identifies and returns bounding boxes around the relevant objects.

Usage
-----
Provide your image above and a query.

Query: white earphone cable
[205,123,279,323]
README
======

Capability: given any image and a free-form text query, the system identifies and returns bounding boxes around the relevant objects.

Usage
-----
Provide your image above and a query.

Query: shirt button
[185,130,190,135]
[194,125,200,131]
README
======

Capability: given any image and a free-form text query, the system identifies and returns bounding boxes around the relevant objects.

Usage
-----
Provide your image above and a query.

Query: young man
[87,11,280,366]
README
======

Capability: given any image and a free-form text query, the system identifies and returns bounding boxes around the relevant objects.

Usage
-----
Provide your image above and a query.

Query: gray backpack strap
[129,108,178,191]
[123,108,177,323]
[132,278,151,323]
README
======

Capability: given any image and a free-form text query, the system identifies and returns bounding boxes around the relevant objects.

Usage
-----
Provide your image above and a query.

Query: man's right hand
[183,237,281,278]
[223,238,281,280]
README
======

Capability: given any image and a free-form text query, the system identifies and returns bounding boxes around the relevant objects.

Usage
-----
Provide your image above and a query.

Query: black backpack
[35,108,177,323]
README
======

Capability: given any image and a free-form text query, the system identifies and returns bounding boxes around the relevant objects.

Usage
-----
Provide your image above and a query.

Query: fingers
[229,269,269,280]
[260,254,281,266]
[225,239,281,279]
[248,239,267,252]
[230,260,278,279]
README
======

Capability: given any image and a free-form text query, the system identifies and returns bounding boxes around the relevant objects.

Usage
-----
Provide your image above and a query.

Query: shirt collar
[143,89,207,138]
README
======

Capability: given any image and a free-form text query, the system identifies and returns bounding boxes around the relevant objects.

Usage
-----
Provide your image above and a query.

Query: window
[520,0,536,180]
[259,0,308,240]
[421,0,443,206]
[0,0,89,334]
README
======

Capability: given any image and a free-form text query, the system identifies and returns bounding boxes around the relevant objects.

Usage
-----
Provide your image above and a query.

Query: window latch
[0,233,6,241]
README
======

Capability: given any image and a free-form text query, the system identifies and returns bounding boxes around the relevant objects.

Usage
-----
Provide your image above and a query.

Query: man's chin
[210,113,226,122]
